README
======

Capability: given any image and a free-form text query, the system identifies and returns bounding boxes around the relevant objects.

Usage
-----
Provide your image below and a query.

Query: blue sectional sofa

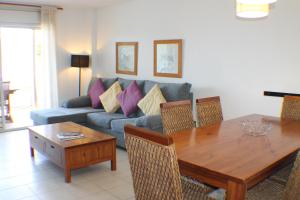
[30,77,193,148]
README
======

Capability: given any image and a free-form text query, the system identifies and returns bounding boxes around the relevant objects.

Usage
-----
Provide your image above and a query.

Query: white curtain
[35,6,58,109]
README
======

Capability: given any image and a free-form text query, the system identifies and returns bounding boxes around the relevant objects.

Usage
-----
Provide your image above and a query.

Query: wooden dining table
[171,114,300,200]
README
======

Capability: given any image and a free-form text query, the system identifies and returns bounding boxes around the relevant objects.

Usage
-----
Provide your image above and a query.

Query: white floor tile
[84,190,119,200]
[0,185,35,200]
[0,130,135,200]
[107,183,135,200]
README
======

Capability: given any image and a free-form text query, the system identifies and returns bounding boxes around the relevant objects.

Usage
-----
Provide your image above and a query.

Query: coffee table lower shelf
[29,128,116,183]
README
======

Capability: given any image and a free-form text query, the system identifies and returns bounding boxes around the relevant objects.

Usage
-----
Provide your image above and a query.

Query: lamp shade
[71,55,89,68]
[236,3,269,18]
[237,0,277,4]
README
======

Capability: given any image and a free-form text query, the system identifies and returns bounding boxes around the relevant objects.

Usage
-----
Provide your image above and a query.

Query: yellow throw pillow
[100,81,122,113]
[138,84,166,116]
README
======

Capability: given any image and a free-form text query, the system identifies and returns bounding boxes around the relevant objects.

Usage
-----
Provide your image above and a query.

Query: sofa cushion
[136,115,163,131]
[85,125,127,148]
[111,115,163,133]
[100,82,122,113]
[87,112,127,129]
[144,80,192,101]
[30,107,103,125]
[138,84,166,116]
[111,118,139,133]
[117,81,143,117]
[88,79,105,108]
[118,78,144,116]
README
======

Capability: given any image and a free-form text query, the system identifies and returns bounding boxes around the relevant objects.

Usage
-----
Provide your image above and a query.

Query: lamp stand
[71,54,89,96]
[78,68,81,96]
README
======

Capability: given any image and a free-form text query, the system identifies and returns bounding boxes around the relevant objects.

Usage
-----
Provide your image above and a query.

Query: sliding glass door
[0,27,36,131]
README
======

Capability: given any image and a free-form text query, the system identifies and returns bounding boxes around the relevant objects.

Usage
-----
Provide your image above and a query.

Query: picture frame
[154,39,182,78]
[116,42,138,75]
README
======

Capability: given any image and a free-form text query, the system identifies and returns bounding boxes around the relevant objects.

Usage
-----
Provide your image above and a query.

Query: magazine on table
[57,132,85,140]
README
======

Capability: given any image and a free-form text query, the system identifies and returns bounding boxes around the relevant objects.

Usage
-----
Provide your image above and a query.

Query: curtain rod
[0,2,63,10]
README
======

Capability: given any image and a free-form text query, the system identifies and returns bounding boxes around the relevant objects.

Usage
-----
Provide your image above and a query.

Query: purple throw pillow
[117,81,143,117]
[88,79,105,108]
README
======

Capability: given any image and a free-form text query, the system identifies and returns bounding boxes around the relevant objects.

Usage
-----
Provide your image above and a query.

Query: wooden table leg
[111,140,116,171]
[65,168,71,183]
[111,158,116,171]
[30,147,34,157]
[226,181,247,200]
[64,151,71,183]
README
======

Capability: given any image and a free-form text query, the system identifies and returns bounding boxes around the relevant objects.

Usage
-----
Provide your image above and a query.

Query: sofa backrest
[88,77,118,92]
[118,78,145,91]
[87,77,193,116]
[143,80,193,102]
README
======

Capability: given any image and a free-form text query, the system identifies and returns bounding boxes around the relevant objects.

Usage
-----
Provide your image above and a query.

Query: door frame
[0,29,7,129]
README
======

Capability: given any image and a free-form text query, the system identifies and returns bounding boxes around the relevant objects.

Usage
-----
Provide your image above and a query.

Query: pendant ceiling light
[236,3,270,18]
[237,0,277,4]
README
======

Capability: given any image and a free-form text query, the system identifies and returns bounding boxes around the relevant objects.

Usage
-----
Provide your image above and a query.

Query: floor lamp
[71,55,89,96]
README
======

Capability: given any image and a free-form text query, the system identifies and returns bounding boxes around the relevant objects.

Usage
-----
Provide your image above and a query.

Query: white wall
[56,8,95,104]
[94,0,300,119]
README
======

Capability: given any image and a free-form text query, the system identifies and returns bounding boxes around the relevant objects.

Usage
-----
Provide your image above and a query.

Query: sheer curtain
[34,6,58,109]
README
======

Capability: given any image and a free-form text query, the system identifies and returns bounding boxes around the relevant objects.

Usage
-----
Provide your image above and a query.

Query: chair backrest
[284,153,300,200]
[281,96,300,121]
[196,96,223,128]
[160,100,195,135]
[124,125,183,200]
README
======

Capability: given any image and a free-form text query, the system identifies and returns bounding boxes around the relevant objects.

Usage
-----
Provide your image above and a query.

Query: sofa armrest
[62,96,91,108]
[136,115,163,132]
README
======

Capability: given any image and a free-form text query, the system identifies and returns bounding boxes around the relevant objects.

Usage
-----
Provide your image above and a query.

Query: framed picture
[116,42,138,75]
[154,39,182,78]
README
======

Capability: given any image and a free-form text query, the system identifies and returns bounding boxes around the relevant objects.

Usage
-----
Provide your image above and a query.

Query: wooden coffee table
[28,122,116,183]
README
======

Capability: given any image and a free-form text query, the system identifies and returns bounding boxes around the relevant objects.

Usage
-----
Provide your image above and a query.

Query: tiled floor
[0,130,135,200]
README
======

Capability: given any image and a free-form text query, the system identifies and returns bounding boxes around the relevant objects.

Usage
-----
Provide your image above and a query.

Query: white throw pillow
[99,81,122,113]
[138,84,166,116]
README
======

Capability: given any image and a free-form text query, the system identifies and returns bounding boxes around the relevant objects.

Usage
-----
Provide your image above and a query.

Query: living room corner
[0,0,300,200]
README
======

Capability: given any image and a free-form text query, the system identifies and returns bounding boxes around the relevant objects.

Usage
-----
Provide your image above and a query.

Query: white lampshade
[237,0,277,4]
[236,3,269,18]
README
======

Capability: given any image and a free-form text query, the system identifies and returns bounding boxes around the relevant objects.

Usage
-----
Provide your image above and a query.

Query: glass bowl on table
[240,119,272,137]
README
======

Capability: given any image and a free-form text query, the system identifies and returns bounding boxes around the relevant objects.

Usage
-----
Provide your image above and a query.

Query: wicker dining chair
[124,125,214,200]
[269,96,300,185]
[282,152,300,200]
[210,153,300,200]
[160,100,195,135]
[281,96,300,121]
[249,152,300,200]
[196,96,223,128]
[268,163,294,185]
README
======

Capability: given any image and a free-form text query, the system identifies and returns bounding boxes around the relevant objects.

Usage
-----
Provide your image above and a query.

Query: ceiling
[3,0,129,8]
